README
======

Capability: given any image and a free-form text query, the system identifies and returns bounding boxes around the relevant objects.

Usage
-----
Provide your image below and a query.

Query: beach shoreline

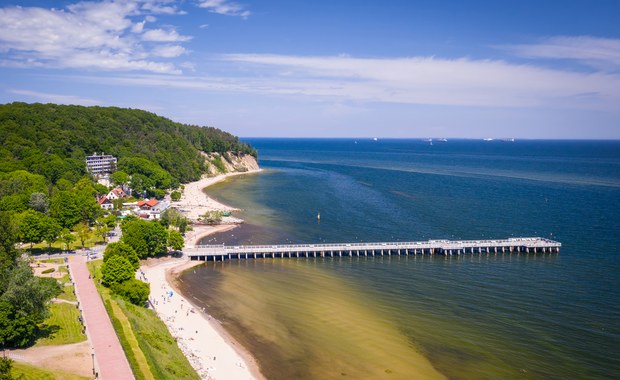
[174,170,261,223]
[142,256,264,380]
[142,169,264,380]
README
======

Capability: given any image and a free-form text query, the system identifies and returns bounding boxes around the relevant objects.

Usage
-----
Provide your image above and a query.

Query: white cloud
[504,36,620,72]
[142,28,192,42]
[9,89,100,105]
[89,53,619,111]
[198,0,250,18]
[132,20,146,33]
[215,54,620,109]
[140,1,186,15]
[0,1,192,74]
[151,45,187,58]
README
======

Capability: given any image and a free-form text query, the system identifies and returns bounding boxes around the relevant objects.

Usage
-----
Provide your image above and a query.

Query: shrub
[104,242,140,270]
[112,279,150,306]
[41,268,55,274]
[211,156,226,173]
[101,255,134,287]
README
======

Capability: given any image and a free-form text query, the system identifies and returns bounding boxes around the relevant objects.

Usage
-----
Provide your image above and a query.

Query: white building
[107,187,127,200]
[85,152,117,176]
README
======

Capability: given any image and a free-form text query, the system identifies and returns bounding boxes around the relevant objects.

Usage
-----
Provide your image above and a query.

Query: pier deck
[185,237,561,261]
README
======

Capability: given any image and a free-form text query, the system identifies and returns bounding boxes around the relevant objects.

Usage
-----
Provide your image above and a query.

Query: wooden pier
[185,237,561,261]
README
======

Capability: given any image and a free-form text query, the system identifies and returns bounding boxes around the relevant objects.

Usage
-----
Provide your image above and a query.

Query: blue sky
[1,0,619,138]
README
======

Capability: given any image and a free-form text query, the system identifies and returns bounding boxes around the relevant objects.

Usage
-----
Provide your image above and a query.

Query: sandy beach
[142,169,264,380]
[174,170,261,222]
[141,258,263,380]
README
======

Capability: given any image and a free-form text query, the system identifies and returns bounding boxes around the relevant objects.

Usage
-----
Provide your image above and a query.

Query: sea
[177,139,620,379]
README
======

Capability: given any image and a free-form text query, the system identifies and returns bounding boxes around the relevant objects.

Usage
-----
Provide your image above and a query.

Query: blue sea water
[186,139,620,379]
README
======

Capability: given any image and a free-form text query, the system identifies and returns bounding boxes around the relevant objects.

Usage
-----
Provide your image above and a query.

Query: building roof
[98,195,112,205]
[137,199,159,208]
[111,187,127,197]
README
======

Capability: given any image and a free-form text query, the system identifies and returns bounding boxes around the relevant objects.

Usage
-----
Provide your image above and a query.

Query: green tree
[178,218,188,234]
[100,214,117,228]
[121,219,168,258]
[73,222,90,248]
[75,188,100,225]
[103,242,140,271]
[16,210,44,249]
[0,300,38,348]
[0,261,61,348]
[202,210,223,225]
[29,192,48,213]
[110,170,130,187]
[0,356,18,380]
[49,191,80,228]
[168,230,184,252]
[112,279,149,306]
[0,170,47,213]
[170,190,181,201]
[40,216,61,250]
[94,223,110,243]
[59,228,76,251]
[101,255,134,287]
[0,212,18,272]
[160,208,182,229]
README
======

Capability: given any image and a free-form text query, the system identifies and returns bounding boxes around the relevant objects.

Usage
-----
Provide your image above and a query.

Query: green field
[88,260,199,379]
[36,302,85,346]
[56,283,78,303]
[12,361,90,380]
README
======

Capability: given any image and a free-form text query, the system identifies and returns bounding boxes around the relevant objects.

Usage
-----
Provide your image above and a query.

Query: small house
[137,199,159,211]
[98,195,114,210]
[107,187,128,200]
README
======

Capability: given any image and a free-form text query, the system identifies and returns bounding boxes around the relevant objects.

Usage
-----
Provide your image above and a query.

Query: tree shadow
[36,323,61,341]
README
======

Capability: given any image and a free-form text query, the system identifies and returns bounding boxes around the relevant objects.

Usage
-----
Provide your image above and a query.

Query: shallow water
[180,139,620,379]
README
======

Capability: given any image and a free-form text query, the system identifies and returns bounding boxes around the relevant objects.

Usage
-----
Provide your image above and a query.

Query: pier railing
[185,237,561,261]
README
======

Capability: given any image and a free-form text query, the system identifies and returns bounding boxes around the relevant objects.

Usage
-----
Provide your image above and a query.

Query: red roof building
[98,195,114,210]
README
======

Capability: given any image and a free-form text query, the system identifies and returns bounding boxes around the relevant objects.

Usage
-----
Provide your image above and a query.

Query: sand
[141,170,264,380]
[174,170,261,222]
[141,258,263,380]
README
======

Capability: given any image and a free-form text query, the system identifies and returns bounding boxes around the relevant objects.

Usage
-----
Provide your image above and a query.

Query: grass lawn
[25,233,107,254]
[88,260,199,380]
[56,283,78,303]
[40,258,66,264]
[36,302,85,346]
[12,361,91,380]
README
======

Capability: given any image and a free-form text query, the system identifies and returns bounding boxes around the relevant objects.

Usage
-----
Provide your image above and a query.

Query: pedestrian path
[69,255,134,380]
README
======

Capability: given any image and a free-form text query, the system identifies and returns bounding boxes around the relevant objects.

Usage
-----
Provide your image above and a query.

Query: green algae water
[179,139,620,379]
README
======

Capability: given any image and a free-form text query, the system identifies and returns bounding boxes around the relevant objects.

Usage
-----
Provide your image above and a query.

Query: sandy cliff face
[202,152,259,176]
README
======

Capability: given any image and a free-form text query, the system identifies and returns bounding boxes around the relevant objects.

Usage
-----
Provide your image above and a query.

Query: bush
[211,156,226,173]
[104,242,140,270]
[170,191,181,202]
[101,255,134,287]
[41,268,55,274]
[112,279,150,306]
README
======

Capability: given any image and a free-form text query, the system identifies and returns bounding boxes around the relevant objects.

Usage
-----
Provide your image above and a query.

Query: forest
[0,102,256,352]
[0,102,257,186]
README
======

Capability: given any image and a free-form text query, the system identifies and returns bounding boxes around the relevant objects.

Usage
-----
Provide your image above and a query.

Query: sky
[0,0,619,138]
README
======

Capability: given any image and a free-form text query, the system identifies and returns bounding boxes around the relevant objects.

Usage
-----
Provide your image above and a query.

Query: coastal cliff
[203,152,260,176]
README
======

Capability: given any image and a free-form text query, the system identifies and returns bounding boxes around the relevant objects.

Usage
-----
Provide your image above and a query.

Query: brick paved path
[69,255,134,380]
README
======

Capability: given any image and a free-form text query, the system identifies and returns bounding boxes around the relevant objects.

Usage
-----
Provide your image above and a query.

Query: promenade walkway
[69,255,134,380]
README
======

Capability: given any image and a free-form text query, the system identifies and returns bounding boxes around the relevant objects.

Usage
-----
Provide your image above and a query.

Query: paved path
[69,255,134,380]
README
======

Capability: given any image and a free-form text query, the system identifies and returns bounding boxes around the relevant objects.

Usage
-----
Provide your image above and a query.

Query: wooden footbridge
[185,237,561,261]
